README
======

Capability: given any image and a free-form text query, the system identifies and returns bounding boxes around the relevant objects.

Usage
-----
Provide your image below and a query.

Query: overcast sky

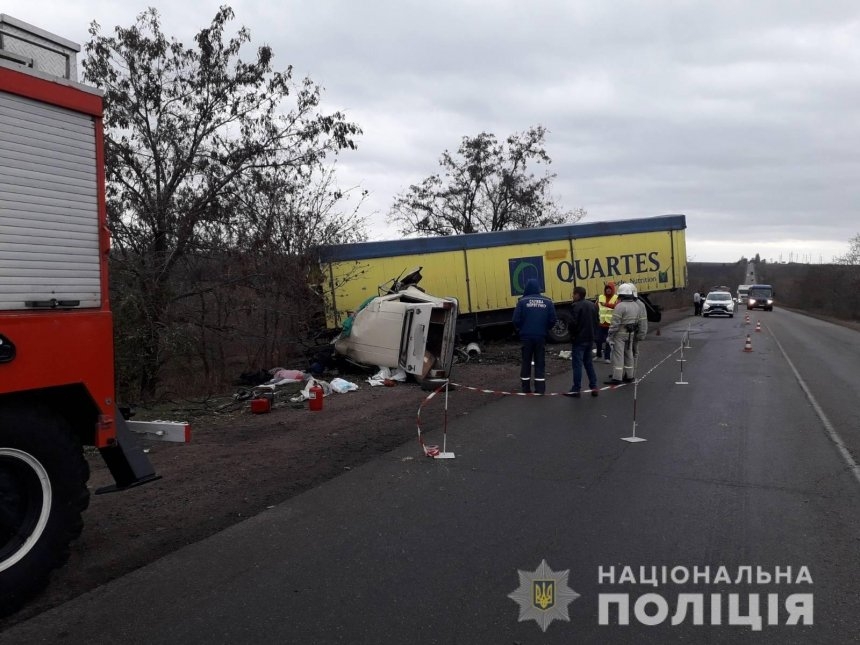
[7,0,860,262]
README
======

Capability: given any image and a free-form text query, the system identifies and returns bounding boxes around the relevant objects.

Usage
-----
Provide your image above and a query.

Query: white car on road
[702,291,735,318]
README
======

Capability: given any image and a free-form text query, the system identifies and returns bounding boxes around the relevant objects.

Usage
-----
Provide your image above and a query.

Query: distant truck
[318,214,687,343]
[747,284,775,311]
[737,284,751,305]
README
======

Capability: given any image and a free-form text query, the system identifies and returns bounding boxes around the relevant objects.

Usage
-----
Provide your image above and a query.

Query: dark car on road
[747,284,774,311]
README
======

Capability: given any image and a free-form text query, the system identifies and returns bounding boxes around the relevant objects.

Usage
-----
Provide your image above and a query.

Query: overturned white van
[332,269,459,382]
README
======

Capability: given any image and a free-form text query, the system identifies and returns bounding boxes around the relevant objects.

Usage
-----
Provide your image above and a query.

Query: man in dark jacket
[566,286,600,397]
[512,278,557,394]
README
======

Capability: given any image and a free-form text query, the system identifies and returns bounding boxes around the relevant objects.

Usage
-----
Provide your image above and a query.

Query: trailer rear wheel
[0,408,89,616]
[547,311,572,344]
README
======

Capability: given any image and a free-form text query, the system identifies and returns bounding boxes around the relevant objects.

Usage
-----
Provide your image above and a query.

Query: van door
[399,304,434,375]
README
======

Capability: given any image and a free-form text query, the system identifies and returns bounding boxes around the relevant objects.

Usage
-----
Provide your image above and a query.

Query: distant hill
[755,262,859,321]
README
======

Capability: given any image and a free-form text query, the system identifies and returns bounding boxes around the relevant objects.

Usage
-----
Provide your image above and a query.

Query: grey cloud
[12,0,860,260]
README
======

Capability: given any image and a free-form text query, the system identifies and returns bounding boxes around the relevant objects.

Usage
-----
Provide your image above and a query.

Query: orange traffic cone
[743,335,753,352]
[755,321,762,332]
[745,314,750,325]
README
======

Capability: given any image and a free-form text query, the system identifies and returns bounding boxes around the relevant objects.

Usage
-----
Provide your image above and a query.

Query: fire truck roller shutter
[0,92,101,311]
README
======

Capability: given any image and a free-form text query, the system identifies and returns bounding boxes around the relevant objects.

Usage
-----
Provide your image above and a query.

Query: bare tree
[388,126,585,236]
[834,233,860,265]
[84,6,362,397]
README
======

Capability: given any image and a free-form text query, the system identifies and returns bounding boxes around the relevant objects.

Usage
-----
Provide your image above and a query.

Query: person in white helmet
[604,283,642,385]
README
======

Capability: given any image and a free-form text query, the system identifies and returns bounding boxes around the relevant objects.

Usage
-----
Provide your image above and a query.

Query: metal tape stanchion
[436,379,455,458]
[676,335,689,385]
[621,332,647,443]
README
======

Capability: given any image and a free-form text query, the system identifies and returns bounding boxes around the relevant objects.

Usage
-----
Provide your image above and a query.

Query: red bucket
[250,398,271,414]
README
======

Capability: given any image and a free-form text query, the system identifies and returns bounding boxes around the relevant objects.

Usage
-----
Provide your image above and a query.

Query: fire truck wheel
[0,408,90,616]
[547,311,572,344]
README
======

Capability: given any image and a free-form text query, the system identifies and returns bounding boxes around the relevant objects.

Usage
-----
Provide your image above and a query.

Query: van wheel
[0,408,89,616]
[547,312,572,344]
[420,379,456,392]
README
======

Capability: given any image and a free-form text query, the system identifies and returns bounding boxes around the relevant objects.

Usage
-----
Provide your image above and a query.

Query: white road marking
[770,326,860,486]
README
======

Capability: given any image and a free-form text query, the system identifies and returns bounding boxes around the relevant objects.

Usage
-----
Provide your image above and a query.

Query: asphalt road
[5,308,860,644]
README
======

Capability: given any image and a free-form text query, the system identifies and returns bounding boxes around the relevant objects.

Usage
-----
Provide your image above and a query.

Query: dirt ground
[2,335,545,629]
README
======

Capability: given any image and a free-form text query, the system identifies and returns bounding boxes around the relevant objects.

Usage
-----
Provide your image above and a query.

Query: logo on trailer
[509,256,545,295]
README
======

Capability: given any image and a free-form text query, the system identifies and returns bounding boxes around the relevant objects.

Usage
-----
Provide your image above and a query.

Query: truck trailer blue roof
[318,214,687,262]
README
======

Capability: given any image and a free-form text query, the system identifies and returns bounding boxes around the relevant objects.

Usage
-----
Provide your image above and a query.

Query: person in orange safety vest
[595,281,618,363]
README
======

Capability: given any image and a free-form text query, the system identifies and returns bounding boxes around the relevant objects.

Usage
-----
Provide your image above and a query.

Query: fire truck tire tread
[0,406,90,617]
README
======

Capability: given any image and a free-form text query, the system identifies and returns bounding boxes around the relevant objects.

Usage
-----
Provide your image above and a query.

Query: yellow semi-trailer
[319,214,687,342]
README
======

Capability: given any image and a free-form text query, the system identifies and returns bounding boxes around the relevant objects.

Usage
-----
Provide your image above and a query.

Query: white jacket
[608,298,644,341]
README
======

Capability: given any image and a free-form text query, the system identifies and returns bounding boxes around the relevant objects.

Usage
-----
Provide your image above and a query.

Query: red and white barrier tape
[416,381,449,457]
[416,344,685,456]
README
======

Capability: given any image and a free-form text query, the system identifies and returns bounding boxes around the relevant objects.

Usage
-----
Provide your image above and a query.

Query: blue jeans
[571,341,598,391]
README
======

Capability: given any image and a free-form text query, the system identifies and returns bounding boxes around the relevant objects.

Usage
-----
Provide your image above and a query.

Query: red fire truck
[0,15,187,613]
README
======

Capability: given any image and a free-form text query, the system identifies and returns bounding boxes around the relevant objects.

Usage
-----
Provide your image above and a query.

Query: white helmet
[631,285,639,298]
[617,283,635,296]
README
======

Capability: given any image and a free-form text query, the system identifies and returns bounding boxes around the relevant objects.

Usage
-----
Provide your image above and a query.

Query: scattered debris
[330,378,359,393]
[367,366,408,387]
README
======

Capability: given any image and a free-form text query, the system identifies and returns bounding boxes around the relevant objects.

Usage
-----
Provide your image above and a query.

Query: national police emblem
[508,559,580,632]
